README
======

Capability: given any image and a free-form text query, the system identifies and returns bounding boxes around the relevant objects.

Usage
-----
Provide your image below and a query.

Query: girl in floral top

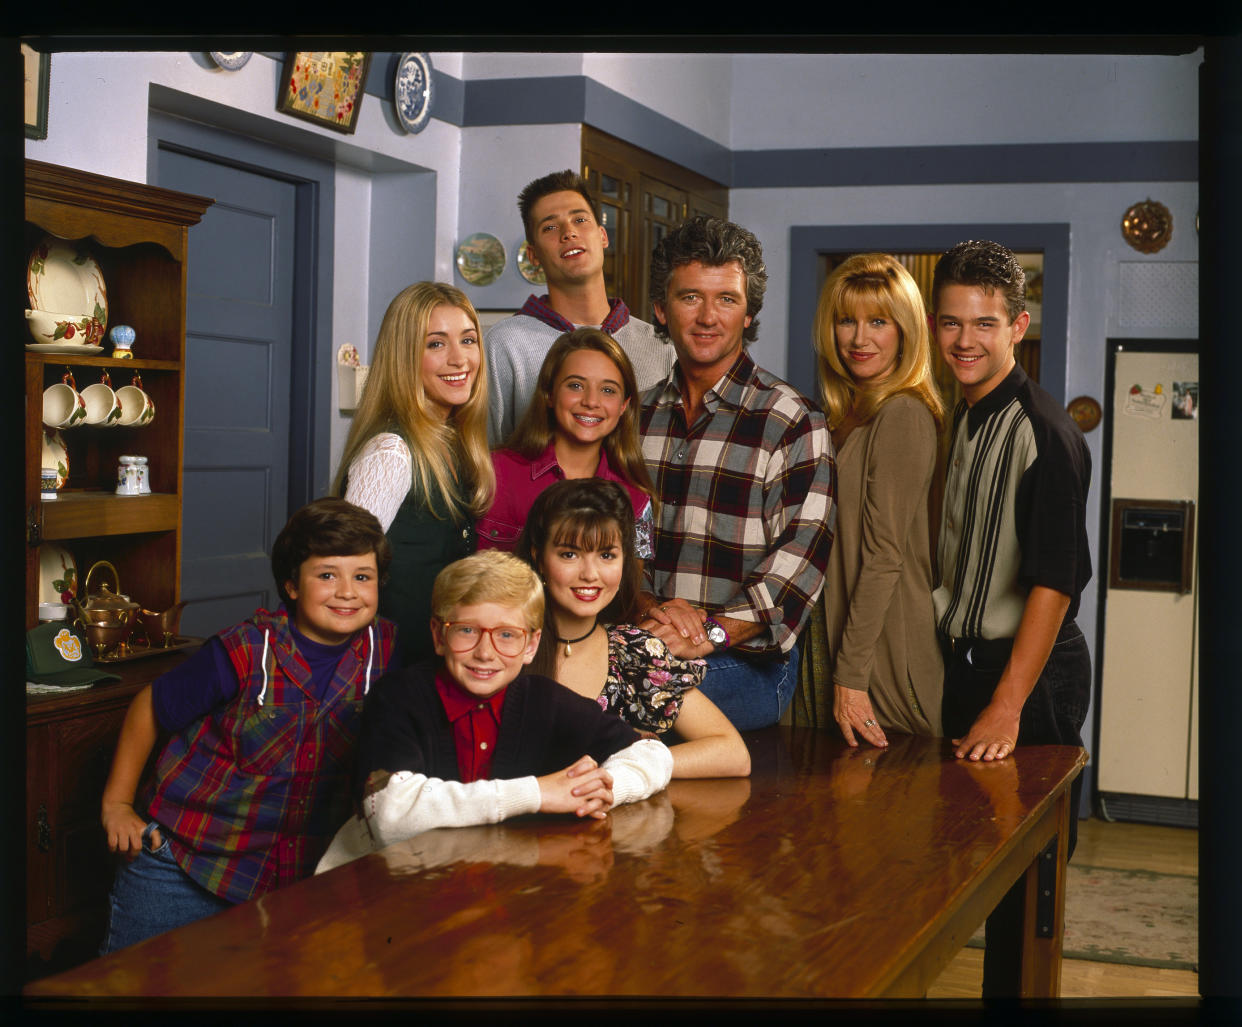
[517,478,750,778]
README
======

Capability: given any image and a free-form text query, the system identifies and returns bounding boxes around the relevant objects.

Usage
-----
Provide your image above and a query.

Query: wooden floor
[926,816,1199,998]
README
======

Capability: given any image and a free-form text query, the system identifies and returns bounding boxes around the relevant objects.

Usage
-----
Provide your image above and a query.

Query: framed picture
[24,44,49,140]
[277,52,371,134]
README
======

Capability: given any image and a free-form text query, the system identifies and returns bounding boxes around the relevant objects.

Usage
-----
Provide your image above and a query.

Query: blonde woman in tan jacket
[799,254,945,746]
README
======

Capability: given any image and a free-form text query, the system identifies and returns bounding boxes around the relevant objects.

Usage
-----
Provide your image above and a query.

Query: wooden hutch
[24,160,211,978]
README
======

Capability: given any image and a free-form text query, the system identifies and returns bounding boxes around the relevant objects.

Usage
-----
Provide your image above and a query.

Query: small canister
[134,455,151,494]
[41,466,59,501]
[116,455,143,496]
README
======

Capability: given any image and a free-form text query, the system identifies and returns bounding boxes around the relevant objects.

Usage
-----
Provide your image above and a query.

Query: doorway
[149,111,335,637]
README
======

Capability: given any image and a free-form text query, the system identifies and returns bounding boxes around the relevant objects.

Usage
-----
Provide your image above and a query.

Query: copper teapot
[73,560,139,626]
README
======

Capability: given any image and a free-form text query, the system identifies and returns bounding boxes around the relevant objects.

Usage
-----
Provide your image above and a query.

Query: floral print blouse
[599,624,707,734]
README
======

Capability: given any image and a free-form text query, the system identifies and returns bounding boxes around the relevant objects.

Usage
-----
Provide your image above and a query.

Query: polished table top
[26,727,1086,1000]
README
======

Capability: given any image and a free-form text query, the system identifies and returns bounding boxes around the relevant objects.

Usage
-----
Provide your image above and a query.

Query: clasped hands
[537,755,615,820]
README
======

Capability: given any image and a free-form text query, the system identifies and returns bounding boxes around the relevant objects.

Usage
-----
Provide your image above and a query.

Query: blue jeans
[101,821,233,954]
[699,643,799,731]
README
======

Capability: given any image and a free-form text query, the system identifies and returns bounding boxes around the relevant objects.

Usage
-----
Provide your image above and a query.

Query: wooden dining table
[24,726,1085,1002]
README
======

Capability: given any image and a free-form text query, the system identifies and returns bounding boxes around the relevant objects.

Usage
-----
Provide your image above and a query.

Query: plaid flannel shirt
[640,353,837,656]
[144,608,396,904]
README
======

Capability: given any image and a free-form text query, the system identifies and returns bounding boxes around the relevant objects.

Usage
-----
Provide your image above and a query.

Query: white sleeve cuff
[603,737,674,806]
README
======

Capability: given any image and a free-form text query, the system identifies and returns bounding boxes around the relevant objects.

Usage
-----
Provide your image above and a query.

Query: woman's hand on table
[538,755,615,819]
[833,684,889,748]
[102,801,158,859]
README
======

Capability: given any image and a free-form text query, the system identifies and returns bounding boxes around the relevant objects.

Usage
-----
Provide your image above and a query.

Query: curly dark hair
[517,169,601,242]
[271,497,391,604]
[931,240,1027,323]
[649,215,767,344]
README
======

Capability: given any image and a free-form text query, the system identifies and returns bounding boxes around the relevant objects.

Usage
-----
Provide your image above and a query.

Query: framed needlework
[24,44,49,140]
[277,52,371,134]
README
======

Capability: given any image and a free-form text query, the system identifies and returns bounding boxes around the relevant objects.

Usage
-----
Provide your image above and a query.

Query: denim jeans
[699,643,799,731]
[101,821,233,954]
[940,620,1091,997]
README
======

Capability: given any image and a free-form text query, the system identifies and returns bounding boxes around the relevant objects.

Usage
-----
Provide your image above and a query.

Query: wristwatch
[703,617,729,650]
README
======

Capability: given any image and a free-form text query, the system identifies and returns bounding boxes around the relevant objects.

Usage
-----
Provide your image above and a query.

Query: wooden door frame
[147,109,336,515]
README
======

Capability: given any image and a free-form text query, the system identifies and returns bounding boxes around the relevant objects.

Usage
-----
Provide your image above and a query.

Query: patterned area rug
[967,863,1198,970]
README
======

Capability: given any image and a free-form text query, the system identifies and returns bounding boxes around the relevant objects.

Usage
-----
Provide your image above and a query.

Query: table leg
[1019,789,1071,997]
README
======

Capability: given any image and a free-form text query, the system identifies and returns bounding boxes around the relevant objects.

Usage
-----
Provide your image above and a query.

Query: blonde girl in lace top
[333,282,495,666]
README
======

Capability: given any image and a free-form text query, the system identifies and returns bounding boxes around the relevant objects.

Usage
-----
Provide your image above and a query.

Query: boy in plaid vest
[99,498,397,952]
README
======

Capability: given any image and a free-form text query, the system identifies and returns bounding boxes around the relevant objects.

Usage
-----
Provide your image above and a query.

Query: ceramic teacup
[116,374,155,427]
[42,372,88,429]
[82,371,124,427]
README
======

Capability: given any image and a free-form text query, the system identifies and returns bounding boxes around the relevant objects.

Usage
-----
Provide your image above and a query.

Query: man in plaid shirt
[637,216,836,730]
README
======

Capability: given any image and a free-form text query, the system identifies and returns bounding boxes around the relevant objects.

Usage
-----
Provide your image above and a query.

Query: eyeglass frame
[437,620,533,657]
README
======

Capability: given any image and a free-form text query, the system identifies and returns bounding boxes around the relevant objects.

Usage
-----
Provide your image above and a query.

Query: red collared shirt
[433,670,507,782]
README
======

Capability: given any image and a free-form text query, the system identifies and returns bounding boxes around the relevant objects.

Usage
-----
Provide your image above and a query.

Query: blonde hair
[812,253,945,430]
[504,328,654,508]
[333,282,495,518]
[431,550,545,630]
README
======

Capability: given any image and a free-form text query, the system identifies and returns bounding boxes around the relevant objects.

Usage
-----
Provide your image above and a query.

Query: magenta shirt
[476,441,651,555]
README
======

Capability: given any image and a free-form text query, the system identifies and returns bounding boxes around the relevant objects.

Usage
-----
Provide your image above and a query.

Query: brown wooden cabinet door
[582,126,727,326]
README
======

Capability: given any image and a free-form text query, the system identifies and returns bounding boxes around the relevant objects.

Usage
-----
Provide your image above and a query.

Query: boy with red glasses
[317,549,671,870]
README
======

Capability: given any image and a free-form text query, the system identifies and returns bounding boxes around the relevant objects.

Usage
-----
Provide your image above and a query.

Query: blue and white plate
[210,52,252,71]
[394,52,434,134]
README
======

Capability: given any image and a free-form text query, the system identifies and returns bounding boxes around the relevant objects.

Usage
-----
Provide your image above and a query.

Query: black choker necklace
[557,620,598,658]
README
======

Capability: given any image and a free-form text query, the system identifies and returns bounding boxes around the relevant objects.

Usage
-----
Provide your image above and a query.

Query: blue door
[155,146,298,638]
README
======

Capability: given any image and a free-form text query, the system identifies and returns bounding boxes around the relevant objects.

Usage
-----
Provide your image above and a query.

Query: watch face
[706,623,727,645]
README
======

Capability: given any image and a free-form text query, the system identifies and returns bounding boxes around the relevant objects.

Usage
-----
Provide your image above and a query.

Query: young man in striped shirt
[932,238,1092,996]
[637,215,836,731]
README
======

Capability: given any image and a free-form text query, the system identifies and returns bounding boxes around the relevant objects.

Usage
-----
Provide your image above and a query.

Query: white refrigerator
[1095,341,1198,825]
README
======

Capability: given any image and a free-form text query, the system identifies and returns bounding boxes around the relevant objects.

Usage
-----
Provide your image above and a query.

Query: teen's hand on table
[102,801,158,859]
[833,684,888,748]
[538,756,615,819]
[953,699,1020,761]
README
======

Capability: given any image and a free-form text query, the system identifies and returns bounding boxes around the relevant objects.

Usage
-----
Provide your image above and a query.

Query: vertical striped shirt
[640,353,836,656]
[934,364,1092,640]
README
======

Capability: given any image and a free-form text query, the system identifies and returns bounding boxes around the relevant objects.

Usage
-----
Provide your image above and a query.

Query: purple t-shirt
[152,620,352,732]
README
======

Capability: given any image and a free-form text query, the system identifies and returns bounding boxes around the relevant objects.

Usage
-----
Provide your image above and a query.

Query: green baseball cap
[26,623,123,687]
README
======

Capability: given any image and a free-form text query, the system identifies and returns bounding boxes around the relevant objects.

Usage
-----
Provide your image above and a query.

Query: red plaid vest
[145,608,395,903]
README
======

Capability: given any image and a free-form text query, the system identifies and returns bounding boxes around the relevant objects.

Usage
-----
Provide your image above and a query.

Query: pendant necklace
[557,620,598,658]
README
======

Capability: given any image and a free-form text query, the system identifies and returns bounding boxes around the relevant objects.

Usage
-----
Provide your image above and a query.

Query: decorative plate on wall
[209,52,252,71]
[394,52,434,134]
[1067,395,1102,433]
[1121,198,1173,254]
[517,241,546,285]
[456,233,506,286]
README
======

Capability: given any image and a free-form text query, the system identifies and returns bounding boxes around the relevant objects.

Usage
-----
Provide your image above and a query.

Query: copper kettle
[73,560,139,626]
